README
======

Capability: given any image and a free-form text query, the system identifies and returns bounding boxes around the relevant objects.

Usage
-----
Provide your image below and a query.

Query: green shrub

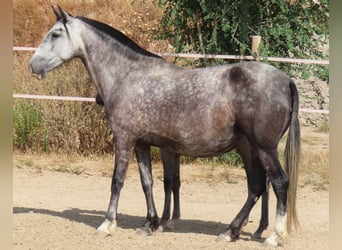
[13,101,43,151]
[150,147,242,167]
[155,0,329,80]
[214,150,243,167]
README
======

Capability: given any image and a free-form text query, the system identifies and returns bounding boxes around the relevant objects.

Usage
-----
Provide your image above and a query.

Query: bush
[154,0,329,79]
[13,101,44,151]
[212,150,243,166]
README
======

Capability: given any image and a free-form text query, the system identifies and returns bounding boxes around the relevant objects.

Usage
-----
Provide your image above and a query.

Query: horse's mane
[76,16,161,59]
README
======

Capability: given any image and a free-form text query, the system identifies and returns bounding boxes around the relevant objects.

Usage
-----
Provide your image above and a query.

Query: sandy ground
[13,134,329,250]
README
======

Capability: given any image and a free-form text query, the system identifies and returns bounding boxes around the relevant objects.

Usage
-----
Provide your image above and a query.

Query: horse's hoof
[263,233,278,248]
[96,219,116,236]
[216,230,232,242]
[136,227,153,236]
[263,239,278,248]
[252,232,262,240]
[156,225,164,233]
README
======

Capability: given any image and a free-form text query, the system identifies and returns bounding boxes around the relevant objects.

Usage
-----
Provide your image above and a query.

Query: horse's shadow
[13,206,263,242]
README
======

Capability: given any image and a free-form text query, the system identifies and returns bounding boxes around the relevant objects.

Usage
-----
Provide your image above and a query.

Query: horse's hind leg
[217,138,267,242]
[238,139,270,239]
[253,175,270,239]
[241,178,269,239]
[159,149,180,231]
[258,148,289,247]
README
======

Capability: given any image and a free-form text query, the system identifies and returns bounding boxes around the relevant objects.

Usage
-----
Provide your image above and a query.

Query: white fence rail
[13,94,96,102]
[158,52,329,65]
[13,46,329,114]
[12,94,329,115]
[13,46,329,65]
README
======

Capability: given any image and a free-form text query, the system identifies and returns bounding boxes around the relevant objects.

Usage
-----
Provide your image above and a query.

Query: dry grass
[281,127,329,190]
[298,145,329,190]
[13,0,170,52]
[13,0,173,155]
[299,151,329,190]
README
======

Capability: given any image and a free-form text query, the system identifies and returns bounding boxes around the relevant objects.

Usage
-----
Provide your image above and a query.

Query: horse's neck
[80,29,144,103]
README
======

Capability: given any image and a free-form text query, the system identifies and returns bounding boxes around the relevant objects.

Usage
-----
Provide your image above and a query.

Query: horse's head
[29,6,81,79]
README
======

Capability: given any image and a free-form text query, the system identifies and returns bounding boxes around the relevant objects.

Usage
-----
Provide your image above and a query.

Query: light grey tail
[285,79,301,232]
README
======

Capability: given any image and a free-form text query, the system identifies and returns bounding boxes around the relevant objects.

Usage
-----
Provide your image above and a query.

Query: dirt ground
[13,127,329,250]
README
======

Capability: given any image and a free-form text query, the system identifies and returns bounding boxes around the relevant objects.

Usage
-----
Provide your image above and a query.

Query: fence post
[251,35,261,61]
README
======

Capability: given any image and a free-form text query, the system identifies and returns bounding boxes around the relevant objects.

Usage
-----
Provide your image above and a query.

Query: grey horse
[29,6,300,247]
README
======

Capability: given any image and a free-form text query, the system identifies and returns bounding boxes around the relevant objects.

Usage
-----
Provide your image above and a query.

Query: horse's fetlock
[231,227,240,240]
[152,218,160,231]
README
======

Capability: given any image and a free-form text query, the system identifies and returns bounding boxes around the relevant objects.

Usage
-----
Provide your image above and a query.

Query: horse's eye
[51,33,60,39]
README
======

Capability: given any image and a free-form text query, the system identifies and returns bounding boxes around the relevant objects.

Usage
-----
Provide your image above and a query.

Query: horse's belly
[175,136,239,157]
[137,101,238,156]
[141,129,239,158]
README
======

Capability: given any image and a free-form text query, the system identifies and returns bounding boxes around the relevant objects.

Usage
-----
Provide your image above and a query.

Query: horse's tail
[285,79,301,232]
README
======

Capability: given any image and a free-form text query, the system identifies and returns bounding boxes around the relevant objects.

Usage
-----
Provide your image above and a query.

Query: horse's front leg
[135,144,159,235]
[96,141,133,236]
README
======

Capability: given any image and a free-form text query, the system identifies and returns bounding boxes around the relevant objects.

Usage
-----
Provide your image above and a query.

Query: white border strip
[13,94,329,114]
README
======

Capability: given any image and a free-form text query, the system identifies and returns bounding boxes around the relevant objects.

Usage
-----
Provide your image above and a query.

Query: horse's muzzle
[28,63,44,80]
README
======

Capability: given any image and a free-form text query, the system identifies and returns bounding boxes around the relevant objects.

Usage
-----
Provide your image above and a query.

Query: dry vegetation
[13,0,172,155]
[13,0,169,52]
[13,0,328,189]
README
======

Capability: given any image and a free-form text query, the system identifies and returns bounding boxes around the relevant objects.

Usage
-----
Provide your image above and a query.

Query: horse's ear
[57,5,68,23]
[51,5,70,23]
[51,5,61,20]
